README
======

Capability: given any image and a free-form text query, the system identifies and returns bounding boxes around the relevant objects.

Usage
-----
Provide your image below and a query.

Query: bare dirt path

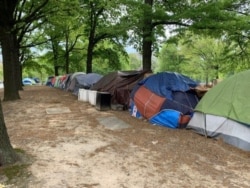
[1,86,250,188]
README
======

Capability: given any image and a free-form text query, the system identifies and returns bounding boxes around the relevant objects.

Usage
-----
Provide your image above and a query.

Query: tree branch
[152,21,190,28]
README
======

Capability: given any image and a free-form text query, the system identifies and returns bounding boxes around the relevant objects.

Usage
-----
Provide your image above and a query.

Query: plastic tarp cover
[134,86,165,119]
[91,70,148,106]
[138,72,198,99]
[149,109,181,129]
[76,73,103,89]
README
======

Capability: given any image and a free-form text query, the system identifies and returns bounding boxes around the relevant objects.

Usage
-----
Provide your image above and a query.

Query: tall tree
[157,33,245,83]
[0,0,20,101]
[142,0,153,71]
[155,43,186,73]
[126,0,249,71]
[39,0,85,75]
[80,0,128,73]
[0,0,51,101]
[179,35,228,83]
[0,0,50,167]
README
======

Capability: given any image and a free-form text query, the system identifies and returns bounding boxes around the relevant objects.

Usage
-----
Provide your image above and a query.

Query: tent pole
[203,112,207,138]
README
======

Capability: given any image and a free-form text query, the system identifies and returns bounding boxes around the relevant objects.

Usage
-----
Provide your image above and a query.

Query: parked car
[22,78,36,86]
[32,77,40,84]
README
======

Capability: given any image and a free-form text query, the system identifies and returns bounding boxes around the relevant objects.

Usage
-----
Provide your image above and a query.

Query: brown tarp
[90,70,149,108]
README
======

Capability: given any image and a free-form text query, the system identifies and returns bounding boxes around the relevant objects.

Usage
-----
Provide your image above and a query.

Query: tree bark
[142,0,153,71]
[1,28,21,101]
[65,31,70,74]
[16,52,23,91]
[86,15,96,74]
[86,41,94,73]
[0,100,19,166]
[142,38,153,71]
[0,0,21,101]
[51,39,60,76]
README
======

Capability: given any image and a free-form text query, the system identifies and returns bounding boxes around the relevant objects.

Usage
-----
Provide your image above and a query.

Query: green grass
[0,149,33,187]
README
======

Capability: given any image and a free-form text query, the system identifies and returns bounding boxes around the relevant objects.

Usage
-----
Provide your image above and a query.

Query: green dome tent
[187,69,250,151]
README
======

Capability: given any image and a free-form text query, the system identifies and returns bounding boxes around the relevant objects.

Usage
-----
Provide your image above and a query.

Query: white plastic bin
[78,89,84,101]
[88,90,97,106]
[82,89,89,102]
[78,89,89,102]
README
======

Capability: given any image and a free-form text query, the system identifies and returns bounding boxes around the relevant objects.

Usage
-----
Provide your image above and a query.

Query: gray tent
[68,73,103,95]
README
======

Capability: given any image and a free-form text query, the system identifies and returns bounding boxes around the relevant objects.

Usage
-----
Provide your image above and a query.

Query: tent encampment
[130,72,199,129]
[90,70,148,109]
[187,69,250,151]
[67,73,102,95]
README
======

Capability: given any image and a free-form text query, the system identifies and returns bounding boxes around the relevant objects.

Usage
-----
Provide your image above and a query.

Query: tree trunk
[142,0,153,71]
[0,100,19,166]
[51,39,60,76]
[86,22,95,74]
[65,34,70,74]
[19,64,24,90]
[17,51,23,90]
[65,31,70,74]
[0,0,20,101]
[142,38,153,71]
[1,27,21,101]
[65,51,70,74]
[86,42,94,73]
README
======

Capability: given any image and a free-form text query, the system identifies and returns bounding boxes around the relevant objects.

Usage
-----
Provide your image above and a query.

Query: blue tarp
[138,72,198,99]
[131,72,199,129]
[149,109,181,129]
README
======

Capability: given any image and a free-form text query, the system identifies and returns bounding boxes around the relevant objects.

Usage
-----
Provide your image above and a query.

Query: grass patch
[0,148,33,187]
[1,164,30,183]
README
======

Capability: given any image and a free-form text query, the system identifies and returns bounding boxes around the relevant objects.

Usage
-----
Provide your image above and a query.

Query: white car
[22,78,36,86]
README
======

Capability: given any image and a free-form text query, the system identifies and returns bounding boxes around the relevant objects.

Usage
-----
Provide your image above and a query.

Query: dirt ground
[0,86,250,188]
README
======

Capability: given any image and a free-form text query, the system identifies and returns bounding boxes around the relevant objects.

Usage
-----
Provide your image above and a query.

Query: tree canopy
[0,0,249,99]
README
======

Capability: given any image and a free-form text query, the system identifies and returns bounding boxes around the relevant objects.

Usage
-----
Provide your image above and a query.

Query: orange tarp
[134,86,165,119]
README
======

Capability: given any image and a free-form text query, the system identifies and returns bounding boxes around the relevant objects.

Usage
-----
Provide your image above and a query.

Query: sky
[125,46,137,53]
